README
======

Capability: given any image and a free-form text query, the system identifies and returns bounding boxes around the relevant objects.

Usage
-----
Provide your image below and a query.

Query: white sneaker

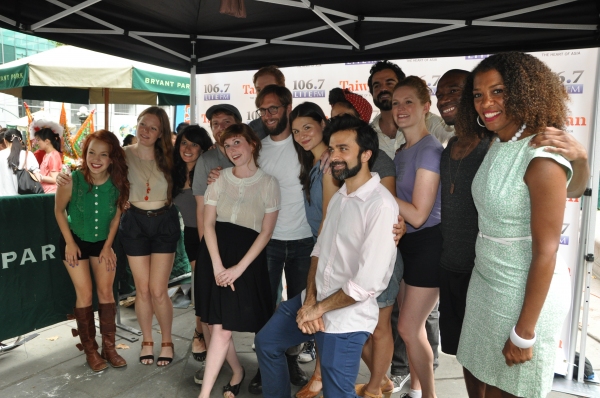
[391,374,410,393]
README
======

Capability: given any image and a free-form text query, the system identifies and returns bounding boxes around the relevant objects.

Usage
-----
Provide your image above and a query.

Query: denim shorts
[376,248,404,308]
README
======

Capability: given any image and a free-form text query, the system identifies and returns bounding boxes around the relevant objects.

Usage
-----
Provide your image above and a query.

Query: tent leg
[565,48,600,383]
[104,88,109,129]
[190,64,196,124]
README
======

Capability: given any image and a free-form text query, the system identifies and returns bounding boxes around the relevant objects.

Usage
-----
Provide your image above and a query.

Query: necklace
[496,124,526,143]
[134,152,155,201]
[448,138,475,194]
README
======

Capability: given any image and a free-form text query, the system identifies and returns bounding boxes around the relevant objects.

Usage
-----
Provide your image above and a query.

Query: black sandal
[139,341,154,365]
[157,342,174,367]
[192,329,207,362]
[223,367,245,397]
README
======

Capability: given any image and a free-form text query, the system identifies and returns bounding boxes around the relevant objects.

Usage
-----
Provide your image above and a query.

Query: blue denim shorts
[376,248,404,308]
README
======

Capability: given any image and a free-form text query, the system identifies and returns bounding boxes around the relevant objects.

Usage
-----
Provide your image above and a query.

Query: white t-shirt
[0,149,40,197]
[259,134,312,240]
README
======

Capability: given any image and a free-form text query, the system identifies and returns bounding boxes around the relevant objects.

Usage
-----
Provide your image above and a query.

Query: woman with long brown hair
[55,130,129,372]
[119,106,180,367]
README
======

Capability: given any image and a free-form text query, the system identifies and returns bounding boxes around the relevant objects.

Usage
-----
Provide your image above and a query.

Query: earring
[477,116,485,127]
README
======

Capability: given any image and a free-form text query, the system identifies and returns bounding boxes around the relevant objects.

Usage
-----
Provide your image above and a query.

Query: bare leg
[148,252,175,365]
[463,368,486,398]
[397,285,439,398]
[128,255,155,363]
[364,306,395,396]
[63,259,93,308]
[198,325,243,398]
[89,256,117,304]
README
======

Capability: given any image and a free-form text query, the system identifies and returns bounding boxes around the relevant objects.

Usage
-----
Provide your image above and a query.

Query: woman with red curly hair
[54,130,129,372]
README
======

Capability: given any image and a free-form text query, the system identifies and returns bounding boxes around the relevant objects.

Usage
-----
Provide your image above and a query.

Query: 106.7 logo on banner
[204,83,231,101]
[292,79,326,98]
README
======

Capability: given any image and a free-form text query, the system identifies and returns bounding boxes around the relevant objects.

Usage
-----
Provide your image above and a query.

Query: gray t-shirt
[440,135,491,273]
[372,149,396,179]
[248,118,268,140]
[191,147,233,196]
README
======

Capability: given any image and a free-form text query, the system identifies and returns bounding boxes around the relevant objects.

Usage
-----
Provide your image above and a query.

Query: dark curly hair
[368,61,406,94]
[172,125,213,198]
[455,52,569,139]
[80,130,129,211]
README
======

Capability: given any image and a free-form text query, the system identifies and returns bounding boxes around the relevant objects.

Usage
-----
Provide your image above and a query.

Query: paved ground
[2,246,600,397]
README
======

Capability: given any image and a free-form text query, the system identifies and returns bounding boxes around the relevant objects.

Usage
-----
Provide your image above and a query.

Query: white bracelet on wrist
[510,326,536,349]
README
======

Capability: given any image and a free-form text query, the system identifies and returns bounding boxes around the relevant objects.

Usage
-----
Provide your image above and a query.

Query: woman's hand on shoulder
[56,172,72,187]
[99,247,117,271]
[207,167,222,185]
[392,214,406,246]
[502,338,533,366]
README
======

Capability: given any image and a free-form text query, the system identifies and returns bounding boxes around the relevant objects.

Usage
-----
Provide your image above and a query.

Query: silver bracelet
[510,326,536,349]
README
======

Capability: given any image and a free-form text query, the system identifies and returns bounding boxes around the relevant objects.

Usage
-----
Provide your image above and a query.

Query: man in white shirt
[256,115,399,397]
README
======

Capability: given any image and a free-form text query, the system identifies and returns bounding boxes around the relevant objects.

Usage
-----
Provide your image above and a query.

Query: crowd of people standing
[0,51,591,398]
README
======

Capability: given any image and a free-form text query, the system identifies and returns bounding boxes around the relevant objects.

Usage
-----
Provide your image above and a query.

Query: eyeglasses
[257,105,284,116]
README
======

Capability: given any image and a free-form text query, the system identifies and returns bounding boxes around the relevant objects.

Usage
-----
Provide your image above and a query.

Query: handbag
[11,152,44,195]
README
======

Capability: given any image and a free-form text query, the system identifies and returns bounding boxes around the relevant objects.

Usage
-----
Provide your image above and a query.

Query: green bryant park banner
[0,194,191,341]
[132,68,190,96]
[0,194,75,341]
[0,64,28,90]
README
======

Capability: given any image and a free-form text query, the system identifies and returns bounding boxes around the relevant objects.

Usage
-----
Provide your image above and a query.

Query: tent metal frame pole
[270,39,352,50]
[45,0,123,32]
[35,28,121,34]
[0,15,16,26]
[472,21,596,30]
[190,42,197,125]
[565,48,600,383]
[479,0,578,21]
[128,33,189,61]
[31,0,102,30]
[198,42,266,63]
[300,0,360,49]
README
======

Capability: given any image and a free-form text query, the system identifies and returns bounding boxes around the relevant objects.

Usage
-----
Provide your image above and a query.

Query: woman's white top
[0,149,40,197]
[204,167,281,233]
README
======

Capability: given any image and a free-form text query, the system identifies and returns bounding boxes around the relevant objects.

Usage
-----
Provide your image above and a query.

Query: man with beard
[254,84,314,392]
[368,60,442,393]
[256,114,399,398]
[248,65,286,140]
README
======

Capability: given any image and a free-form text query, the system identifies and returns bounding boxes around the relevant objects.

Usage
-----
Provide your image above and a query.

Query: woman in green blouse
[55,130,130,372]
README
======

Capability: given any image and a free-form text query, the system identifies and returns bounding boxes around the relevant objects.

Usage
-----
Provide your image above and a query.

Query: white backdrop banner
[194,48,598,373]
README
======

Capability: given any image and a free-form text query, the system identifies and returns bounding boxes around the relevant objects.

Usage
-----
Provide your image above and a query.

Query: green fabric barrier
[0,194,191,341]
[0,194,75,341]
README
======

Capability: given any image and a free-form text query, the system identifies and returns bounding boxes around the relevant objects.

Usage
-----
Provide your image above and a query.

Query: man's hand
[296,303,325,334]
[207,167,222,185]
[529,127,587,162]
[392,214,406,246]
[56,172,72,187]
[502,338,533,367]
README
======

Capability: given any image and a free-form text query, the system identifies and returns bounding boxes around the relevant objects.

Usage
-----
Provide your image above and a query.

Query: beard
[262,112,289,137]
[331,155,362,181]
[373,90,393,111]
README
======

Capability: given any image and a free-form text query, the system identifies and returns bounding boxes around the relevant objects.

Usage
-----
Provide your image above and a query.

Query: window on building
[114,104,135,115]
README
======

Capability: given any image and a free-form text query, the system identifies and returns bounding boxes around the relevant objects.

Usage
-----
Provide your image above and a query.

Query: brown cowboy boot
[70,306,108,372]
[98,303,127,367]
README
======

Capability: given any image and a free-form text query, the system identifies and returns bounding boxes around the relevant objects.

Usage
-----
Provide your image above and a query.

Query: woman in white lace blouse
[196,123,280,398]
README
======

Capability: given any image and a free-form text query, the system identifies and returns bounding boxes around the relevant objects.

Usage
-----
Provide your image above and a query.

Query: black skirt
[195,222,274,333]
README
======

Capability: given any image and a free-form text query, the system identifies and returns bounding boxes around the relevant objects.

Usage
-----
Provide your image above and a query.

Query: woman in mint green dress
[454,52,573,398]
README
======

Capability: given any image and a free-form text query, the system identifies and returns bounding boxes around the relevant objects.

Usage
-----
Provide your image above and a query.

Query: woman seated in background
[55,130,129,372]
[0,129,40,197]
[197,123,279,398]
[34,127,63,193]
[171,124,213,361]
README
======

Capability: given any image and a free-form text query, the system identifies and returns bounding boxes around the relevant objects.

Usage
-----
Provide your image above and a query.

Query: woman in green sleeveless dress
[454,52,573,398]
